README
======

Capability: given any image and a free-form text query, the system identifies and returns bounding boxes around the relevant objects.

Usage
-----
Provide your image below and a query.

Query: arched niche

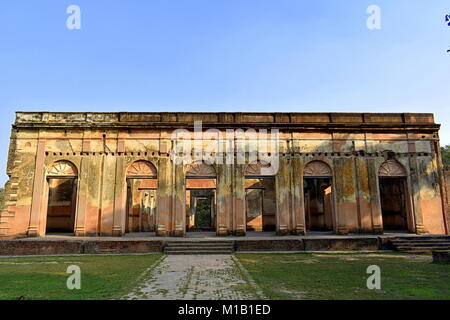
[46,160,78,234]
[185,161,217,232]
[47,160,78,177]
[244,161,276,232]
[378,160,411,231]
[186,161,216,177]
[126,160,157,177]
[303,161,334,232]
[125,160,158,233]
[303,161,332,177]
[378,160,407,177]
[245,160,276,176]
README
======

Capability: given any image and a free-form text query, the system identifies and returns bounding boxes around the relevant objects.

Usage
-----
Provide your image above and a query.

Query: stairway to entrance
[390,236,450,253]
[164,240,235,255]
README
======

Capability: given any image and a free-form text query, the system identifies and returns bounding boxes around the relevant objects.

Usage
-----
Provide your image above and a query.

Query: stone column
[366,158,383,234]
[433,139,450,235]
[112,156,126,236]
[275,156,291,235]
[75,129,94,236]
[84,156,102,236]
[74,156,89,236]
[332,157,358,234]
[233,163,246,236]
[291,156,306,235]
[28,137,46,237]
[354,157,372,233]
[99,155,116,236]
[172,160,186,236]
[216,162,231,236]
[413,154,445,234]
[408,156,427,234]
[156,154,172,236]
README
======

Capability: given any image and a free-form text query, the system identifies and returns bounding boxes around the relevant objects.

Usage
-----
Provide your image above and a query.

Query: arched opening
[126,161,158,233]
[46,161,78,234]
[303,161,334,232]
[245,161,276,232]
[378,160,410,231]
[185,162,217,231]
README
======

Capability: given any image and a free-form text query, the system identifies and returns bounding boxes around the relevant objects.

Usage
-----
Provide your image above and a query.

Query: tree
[441,145,450,170]
[0,187,4,212]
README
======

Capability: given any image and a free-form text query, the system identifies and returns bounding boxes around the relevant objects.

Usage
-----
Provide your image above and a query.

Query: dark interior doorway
[245,177,276,231]
[304,177,333,231]
[46,177,77,233]
[188,189,215,231]
[379,177,408,230]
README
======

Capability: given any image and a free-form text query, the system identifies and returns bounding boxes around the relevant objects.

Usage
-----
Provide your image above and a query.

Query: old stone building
[0,112,448,238]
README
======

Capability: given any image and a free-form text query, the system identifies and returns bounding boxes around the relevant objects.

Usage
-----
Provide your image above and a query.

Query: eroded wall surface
[0,112,447,237]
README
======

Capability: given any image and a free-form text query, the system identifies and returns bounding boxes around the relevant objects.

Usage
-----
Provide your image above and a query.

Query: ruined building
[0,112,448,238]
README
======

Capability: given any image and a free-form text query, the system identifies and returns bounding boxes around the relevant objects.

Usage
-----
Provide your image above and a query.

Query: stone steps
[432,251,450,263]
[396,246,450,252]
[166,241,233,246]
[164,250,234,255]
[392,236,450,240]
[392,238,450,242]
[393,242,450,247]
[164,240,235,255]
[390,236,450,253]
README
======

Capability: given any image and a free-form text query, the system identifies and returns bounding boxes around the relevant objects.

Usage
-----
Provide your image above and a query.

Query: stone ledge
[235,239,304,251]
[0,240,164,256]
[303,238,379,251]
[14,112,438,127]
[0,237,431,255]
[235,238,380,251]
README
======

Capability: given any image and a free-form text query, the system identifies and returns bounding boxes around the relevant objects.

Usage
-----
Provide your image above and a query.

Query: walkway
[30,230,421,241]
[123,254,262,300]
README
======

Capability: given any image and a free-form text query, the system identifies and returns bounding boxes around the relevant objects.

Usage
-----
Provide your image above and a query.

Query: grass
[236,252,450,300]
[2,252,448,300]
[0,254,162,300]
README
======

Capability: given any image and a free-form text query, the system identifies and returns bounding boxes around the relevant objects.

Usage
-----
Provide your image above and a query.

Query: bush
[0,187,4,211]
[441,145,450,170]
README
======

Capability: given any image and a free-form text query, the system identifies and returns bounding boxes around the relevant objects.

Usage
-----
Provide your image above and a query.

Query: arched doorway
[46,161,78,234]
[378,160,410,231]
[245,161,276,232]
[303,161,334,231]
[126,161,158,232]
[186,162,217,231]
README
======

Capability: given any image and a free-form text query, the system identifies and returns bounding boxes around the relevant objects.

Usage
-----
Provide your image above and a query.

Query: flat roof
[13,112,439,131]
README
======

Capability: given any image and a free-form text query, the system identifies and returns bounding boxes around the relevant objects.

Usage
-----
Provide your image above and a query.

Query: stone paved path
[123,255,260,300]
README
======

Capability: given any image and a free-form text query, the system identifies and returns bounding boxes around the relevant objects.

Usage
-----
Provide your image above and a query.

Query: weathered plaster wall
[0,112,447,238]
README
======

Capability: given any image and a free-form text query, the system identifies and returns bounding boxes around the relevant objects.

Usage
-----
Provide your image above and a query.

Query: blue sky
[0,1,449,185]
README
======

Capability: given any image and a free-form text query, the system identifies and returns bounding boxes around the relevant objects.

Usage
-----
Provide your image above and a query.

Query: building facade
[0,112,448,238]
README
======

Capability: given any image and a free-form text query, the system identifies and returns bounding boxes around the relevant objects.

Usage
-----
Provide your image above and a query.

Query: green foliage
[0,187,4,211]
[196,199,212,228]
[441,145,450,170]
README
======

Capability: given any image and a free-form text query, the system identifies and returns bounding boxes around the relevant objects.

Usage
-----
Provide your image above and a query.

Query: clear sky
[0,1,449,185]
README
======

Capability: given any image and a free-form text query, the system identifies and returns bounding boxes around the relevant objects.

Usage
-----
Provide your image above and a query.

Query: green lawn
[236,252,450,300]
[0,254,162,300]
[2,252,449,300]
